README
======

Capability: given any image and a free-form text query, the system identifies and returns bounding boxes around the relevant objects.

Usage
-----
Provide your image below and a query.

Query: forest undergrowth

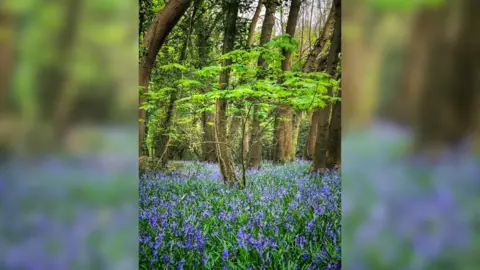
[139,161,341,269]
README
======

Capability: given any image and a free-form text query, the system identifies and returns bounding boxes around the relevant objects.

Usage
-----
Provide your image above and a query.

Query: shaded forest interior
[138,0,342,184]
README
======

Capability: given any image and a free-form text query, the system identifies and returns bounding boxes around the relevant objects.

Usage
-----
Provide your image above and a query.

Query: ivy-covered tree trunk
[248,0,277,168]
[139,0,193,156]
[216,0,239,185]
[273,0,301,164]
[312,0,341,173]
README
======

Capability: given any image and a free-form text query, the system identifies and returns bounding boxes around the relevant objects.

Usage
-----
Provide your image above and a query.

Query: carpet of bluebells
[139,161,341,269]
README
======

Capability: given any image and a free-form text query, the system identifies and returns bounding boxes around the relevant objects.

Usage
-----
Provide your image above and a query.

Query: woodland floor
[139,161,341,269]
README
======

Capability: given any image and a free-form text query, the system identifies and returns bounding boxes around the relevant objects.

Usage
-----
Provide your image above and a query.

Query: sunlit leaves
[269,34,298,53]
[196,65,223,78]
[160,63,187,71]
[176,79,202,88]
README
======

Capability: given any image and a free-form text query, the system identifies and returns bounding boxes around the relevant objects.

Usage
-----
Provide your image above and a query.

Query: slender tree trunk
[202,108,217,162]
[280,4,285,34]
[273,0,301,164]
[248,0,278,168]
[243,117,249,159]
[299,6,305,63]
[247,0,263,47]
[308,0,314,48]
[312,0,341,173]
[216,0,239,185]
[139,0,193,156]
[291,111,303,160]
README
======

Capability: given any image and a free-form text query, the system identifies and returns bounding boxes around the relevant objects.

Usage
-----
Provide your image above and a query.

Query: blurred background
[0,0,138,269]
[342,0,480,268]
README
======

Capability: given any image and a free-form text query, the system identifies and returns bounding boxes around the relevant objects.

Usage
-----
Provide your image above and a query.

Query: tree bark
[305,110,320,159]
[326,90,341,169]
[248,0,278,168]
[291,111,303,159]
[139,0,193,156]
[247,0,263,47]
[312,0,341,173]
[202,107,217,162]
[216,0,240,185]
[273,0,301,164]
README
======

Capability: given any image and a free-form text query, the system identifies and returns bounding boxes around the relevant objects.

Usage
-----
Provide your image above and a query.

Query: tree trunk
[326,90,341,169]
[139,0,193,156]
[302,2,335,73]
[248,0,278,168]
[202,108,217,162]
[308,0,314,48]
[242,117,249,159]
[216,0,239,185]
[291,111,303,160]
[154,90,176,166]
[305,110,320,159]
[273,0,301,164]
[312,0,341,173]
[411,0,480,156]
[247,0,263,47]
[228,109,240,142]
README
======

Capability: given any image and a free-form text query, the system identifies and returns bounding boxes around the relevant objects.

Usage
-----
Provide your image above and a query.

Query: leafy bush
[139,156,158,174]
[166,161,186,172]
[139,161,341,269]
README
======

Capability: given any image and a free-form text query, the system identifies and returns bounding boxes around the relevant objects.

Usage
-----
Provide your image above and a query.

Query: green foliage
[142,17,341,159]
[366,0,445,11]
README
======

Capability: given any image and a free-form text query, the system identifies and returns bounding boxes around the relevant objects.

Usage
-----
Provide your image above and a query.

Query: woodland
[139,0,341,268]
